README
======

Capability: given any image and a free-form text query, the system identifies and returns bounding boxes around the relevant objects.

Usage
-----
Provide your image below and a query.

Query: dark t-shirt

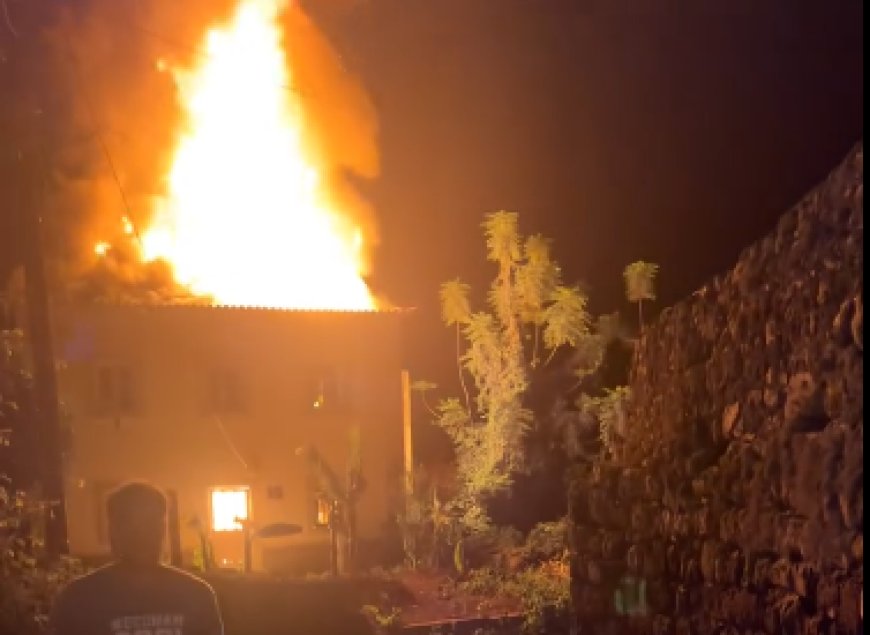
[49,563,224,635]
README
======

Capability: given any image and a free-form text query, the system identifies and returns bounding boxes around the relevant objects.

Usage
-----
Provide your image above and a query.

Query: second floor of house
[54,303,407,430]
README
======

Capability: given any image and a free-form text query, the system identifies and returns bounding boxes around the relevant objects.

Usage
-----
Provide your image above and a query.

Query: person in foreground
[49,481,224,635]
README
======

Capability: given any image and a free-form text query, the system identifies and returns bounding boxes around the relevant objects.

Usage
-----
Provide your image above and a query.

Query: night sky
[310,0,862,388]
[1,0,864,391]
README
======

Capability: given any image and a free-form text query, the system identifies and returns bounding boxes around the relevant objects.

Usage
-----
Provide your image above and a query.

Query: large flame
[136,0,374,310]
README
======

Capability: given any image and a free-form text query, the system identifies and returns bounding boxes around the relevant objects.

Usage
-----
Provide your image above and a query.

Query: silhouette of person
[49,481,224,635]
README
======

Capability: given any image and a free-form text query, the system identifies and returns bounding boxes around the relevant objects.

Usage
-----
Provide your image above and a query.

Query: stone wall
[569,143,863,634]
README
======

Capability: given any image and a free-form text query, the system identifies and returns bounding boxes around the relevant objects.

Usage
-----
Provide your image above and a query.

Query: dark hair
[106,481,167,521]
[106,481,167,563]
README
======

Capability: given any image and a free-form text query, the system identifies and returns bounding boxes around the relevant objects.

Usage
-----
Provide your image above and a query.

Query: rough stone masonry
[569,143,862,634]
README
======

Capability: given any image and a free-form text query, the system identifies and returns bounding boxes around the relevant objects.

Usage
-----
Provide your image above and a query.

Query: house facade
[53,303,407,573]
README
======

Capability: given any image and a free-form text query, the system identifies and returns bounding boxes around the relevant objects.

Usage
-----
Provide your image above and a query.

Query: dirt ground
[390,569,523,627]
[206,569,523,634]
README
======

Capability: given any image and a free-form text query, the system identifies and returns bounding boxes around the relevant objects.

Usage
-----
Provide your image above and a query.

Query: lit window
[211,487,249,532]
[315,497,331,527]
[307,368,352,413]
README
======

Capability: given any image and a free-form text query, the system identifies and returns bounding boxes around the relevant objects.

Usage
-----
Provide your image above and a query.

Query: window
[307,368,352,413]
[315,496,332,527]
[93,480,119,546]
[208,370,245,414]
[210,487,250,532]
[94,364,137,416]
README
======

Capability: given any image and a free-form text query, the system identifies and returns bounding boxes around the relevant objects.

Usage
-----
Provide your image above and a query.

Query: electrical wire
[212,414,250,470]
[2,0,18,38]
[60,29,145,247]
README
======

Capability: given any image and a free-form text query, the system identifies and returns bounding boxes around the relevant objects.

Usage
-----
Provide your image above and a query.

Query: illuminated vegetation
[404,212,655,631]
[0,329,81,634]
[623,260,659,329]
[433,211,596,530]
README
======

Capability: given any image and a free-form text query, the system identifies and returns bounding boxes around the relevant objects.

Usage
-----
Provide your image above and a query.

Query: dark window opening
[209,370,246,414]
[94,365,137,416]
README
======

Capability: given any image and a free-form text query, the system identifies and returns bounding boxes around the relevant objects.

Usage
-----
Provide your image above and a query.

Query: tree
[1,326,80,635]
[623,261,659,330]
[433,212,598,532]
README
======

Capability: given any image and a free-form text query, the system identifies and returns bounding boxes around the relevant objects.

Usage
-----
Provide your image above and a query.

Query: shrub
[1,328,82,634]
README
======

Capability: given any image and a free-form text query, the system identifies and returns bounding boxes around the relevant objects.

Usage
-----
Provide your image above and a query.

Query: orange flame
[135,0,374,310]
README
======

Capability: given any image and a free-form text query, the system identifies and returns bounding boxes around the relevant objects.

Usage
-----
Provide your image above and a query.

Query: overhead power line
[61,29,144,247]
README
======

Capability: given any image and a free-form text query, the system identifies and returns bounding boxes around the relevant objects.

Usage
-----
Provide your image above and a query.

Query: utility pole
[3,0,70,557]
[20,149,69,558]
[401,369,414,501]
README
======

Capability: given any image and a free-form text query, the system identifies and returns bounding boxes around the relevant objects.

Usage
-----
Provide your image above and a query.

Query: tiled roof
[62,299,414,315]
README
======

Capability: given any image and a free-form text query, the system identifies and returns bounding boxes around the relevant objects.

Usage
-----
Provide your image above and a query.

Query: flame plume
[136,0,375,310]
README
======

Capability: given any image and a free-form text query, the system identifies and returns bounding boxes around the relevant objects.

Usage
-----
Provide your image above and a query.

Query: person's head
[106,481,167,566]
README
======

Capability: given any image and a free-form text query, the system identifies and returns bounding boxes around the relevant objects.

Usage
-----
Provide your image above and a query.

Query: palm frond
[482,211,521,265]
[542,286,591,350]
[440,278,472,326]
[623,261,659,303]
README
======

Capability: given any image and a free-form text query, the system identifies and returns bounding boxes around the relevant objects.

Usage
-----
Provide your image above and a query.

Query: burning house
[54,302,407,573]
[26,0,400,573]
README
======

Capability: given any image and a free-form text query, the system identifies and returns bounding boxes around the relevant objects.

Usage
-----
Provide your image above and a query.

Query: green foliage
[459,522,571,635]
[623,261,659,328]
[0,486,83,635]
[361,604,402,634]
[459,566,504,597]
[440,279,472,327]
[422,215,653,632]
[542,286,589,351]
[523,519,568,562]
[482,211,522,265]
[463,524,523,568]
[514,235,559,325]
[511,559,571,634]
[622,261,659,304]
[1,328,82,635]
[434,212,594,532]
[395,466,459,571]
[570,333,606,383]
[577,386,631,458]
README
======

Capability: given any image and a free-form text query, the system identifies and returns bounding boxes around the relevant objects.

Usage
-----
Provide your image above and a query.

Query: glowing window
[211,487,249,532]
[316,497,331,527]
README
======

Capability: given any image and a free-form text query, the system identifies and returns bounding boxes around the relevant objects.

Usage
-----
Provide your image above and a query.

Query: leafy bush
[523,519,568,563]
[1,328,82,634]
[396,467,461,571]
[0,485,83,635]
[432,212,599,533]
[458,521,571,634]
[576,386,631,460]
[459,558,570,635]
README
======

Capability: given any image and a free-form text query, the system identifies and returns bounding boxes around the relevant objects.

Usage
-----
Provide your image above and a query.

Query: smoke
[42,0,380,298]
[282,3,381,258]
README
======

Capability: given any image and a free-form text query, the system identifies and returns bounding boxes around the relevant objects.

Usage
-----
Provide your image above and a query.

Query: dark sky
[2,0,864,390]
[307,0,862,386]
